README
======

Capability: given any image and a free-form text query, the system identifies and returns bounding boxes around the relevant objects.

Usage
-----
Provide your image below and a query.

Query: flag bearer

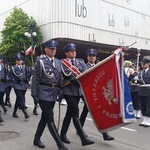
[60,43,94,146]
[79,48,115,141]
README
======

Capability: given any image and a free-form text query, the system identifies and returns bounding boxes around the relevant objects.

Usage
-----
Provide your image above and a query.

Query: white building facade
[0,0,150,59]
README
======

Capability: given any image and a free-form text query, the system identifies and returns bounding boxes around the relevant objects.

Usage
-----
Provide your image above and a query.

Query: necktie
[71,60,74,66]
[51,59,54,67]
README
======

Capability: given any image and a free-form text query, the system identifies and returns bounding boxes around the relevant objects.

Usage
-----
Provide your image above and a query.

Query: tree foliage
[0,7,42,65]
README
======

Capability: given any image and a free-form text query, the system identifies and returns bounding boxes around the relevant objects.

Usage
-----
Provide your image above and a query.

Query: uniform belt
[139,84,150,87]
[40,82,58,88]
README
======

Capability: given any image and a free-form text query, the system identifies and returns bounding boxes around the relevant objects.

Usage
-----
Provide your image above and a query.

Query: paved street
[0,89,149,150]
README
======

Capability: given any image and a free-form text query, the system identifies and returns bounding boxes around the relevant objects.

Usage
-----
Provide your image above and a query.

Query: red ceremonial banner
[77,54,124,133]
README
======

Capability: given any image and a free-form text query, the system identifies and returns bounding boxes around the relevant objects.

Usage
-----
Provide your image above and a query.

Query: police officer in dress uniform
[128,64,141,119]
[79,49,115,141]
[4,63,13,107]
[138,57,150,127]
[30,72,39,115]
[0,56,7,113]
[60,43,94,146]
[10,55,29,119]
[0,56,7,122]
[33,40,68,150]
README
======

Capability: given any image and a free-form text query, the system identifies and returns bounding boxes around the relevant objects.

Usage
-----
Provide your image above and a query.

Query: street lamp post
[24,21,37,67]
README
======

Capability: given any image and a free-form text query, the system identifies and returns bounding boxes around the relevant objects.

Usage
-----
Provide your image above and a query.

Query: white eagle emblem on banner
[102,79,118,105]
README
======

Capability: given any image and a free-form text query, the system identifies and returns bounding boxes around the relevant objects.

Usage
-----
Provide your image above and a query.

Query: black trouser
[140,96,150,117]
[39,100,55,122]
[131,92,141,110]
[5,86,12,102]
[61,95,80,135]
[34,100,55,139]
[14,89,27,109]
[0,92,5,106]
[80,101,89,127]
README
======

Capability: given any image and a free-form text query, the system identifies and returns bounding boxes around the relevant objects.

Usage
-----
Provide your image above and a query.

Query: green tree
[0,7,42,65]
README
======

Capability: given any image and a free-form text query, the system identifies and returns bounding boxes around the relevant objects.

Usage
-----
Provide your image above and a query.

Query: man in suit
[10,55,29,119]
[79,48,115,141]
[33,40,68,150]
[60,43,94,146]
[138,57,150,127]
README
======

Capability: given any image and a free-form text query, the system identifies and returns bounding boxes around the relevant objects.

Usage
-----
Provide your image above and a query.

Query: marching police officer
[30,73,39,115]
[128,64,141,119]
[0,56,7,122]
[0,56,7,114]
[10,54,29,119]
[138,57,150,127]
[60,43,94,146]
[4,63,12,107]
[79,48,115,141]
[33,40,68,150]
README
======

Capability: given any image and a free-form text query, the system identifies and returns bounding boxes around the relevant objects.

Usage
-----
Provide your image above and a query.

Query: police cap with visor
[63,43,76,52]
[142,56,150,64]
[44,40,58,49]
[15,55,23,61]
[86,49,98,56]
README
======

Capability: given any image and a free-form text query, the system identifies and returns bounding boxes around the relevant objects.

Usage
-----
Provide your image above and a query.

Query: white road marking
[120,127,137,132]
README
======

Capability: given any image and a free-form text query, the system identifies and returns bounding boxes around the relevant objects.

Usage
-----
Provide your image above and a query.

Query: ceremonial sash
[61,59,81,76]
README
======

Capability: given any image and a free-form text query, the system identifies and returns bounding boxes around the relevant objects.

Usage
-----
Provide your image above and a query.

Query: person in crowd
[79,48,115,141]
[4,63,13,107]
[0,56,7,114]
[60,43,94,146]
[33,40,68,150]
[10,54,29,119]
[30,73,39,115]
[138,57,150,127]
[128,64,141,119]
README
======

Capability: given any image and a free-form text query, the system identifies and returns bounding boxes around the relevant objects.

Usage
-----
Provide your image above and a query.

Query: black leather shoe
[13,113,19,118]
[33,109,38,115]
[139,123,145,126]
[81,137,95,146]
[103,133,115,141]
[60,134,71,144]
[25,114,30,119]
[34,139,45,148]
